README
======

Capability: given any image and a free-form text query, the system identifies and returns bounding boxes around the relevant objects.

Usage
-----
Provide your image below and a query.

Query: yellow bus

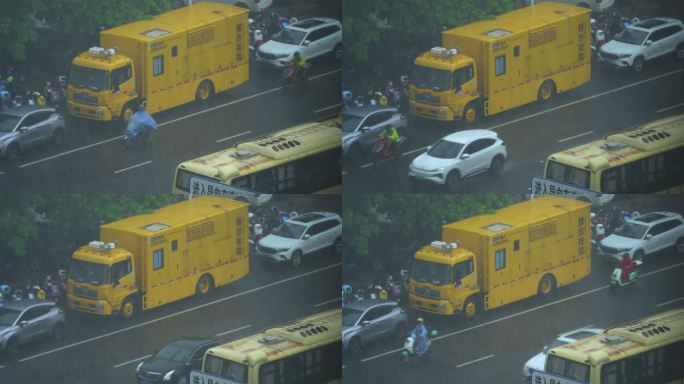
[535,308,684,384]
[544,114,684,194]
[191,309,341,384]
[172,116,341,197]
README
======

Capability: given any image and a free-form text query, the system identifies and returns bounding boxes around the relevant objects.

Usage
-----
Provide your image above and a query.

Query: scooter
[123,107,158,147]
[401,329,438,363]
[371,136,406,162]
[610,259,642,292]
[282,63,311,88]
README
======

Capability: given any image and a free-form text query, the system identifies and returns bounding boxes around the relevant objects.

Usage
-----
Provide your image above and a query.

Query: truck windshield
[411,259,451,285]
[411,65,451,92]
[70,259,110,285]
[204,355,248,384]
[70,65,110,91]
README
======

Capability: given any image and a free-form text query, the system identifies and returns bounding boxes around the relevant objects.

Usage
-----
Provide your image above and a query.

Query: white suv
[256,18,342,67]
[257,212,342,267]
[598,212,684,263]
[598,18,684,72]
[409,129,507,191]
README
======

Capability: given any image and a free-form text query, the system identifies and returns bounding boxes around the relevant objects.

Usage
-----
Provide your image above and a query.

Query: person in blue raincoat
[125,101,158,140]
[412,317,429,356]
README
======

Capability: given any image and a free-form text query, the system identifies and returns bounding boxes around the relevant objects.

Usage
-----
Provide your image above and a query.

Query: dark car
[136,338,221,384]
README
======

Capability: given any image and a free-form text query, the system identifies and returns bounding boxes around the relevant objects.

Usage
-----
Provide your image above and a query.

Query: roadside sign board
[530,176,613,205]
[531,370,588,384]
[189,176,258,199]
[190,370,243,384]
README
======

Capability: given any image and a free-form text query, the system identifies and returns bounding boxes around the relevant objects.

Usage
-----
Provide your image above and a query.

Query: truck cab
[409,47,480,124]
[409,241,480,318]
[67,241,138,318]
[67,47,137,122]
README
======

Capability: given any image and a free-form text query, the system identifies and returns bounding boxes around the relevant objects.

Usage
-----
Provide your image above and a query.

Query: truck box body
[442,196,591,311]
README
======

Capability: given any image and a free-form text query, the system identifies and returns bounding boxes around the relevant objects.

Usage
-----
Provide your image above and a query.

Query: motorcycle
[401,329,438,363]
[610,259,642,292]
[371,136,406,162]
[123,107,158,147]
[282,63,311,88]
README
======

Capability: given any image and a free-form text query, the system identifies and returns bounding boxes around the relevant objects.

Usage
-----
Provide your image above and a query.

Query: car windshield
[157,343,193,363]
[342,307,364,326]
[69,65,110,91]
[0,113,20,133]
[69,259,110,285]
[0,307,22,326]
[427,139,463,159]
[341,113,363,132]
[411,65,451,91]
[272,222,307,239]
[615,28,649,45]
[272,28,307,45]
[411,259,451,285]
[614,222,649,239]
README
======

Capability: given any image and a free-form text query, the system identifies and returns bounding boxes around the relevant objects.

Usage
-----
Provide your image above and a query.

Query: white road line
[656,102,684,114]
[216,324,252,337]
[19,262,341,363]
[113,160,152,174]
[456,354,494,368]
[314,103,342,114]
[360,261,684,363]
[656,296,684,308]
[314,298,341,307]
[18,69,342,169]
[403,146,427,156]
[0,171,4,176]
[216,130,252,143]
[558,130,594,143]
[114,354,152,368]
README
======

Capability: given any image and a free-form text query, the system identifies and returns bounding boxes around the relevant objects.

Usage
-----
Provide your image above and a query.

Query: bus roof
[444,2,588,42]
[443,196,588,237]
[177,117,341,182]
[549,308,684,366]
[206,309,341,366]
[547,114,684,172]
[102,3,247,42]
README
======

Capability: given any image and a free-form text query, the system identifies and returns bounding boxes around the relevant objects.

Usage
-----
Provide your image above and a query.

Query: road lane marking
[456,354,494,368]
[17,69,342,169]
[314,103,342,113]
[216,324,252,337]
[19,262,341,363]
[314,298,341,307]
[558,130,594,143]
[114,160,152,174]
[360,261,684,363]
[114,354,152,368]
[657,102,684,114]
[216,130,252,143]
[656,296,684,307]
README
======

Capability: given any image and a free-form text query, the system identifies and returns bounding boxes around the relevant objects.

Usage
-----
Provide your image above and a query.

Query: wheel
[537,80,555,102]
[5,337,19,354]
[634,250,645,263]
[632,56,644,73]
[51,128,65,146]
[291,250,303,267]
[463,102,478,125]
[333,238,343,256]
[348,143,363,162]
[120,297,136,319]
[333,43,343,60]
[121,102,136,122]
[393,323,407,345]
[348,337,362,355]
[537,274,556,297]
[51,322,64,340]
[676,237,684,255]
[446,171,461,192]
[490,155,505,176]
[195,274,214,296]
[5,143,20,161]
[676,44,684,60]
[463,296,479,319]
[196,80,214,102]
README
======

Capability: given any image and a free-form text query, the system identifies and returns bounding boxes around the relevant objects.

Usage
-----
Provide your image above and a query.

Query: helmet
[294,51,301,58]
[417,317,424,323]
[622,252,630,259]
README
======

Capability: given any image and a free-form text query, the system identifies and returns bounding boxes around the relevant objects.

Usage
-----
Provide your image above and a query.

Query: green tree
[343,0,514,63]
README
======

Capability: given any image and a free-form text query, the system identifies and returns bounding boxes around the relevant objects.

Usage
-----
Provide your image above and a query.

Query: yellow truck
[67,2,249,122]
[409,2,591,125]
[67,196,249,318]
[409,196,590,319]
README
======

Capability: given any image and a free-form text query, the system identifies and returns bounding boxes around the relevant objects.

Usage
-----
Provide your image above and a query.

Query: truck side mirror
[113,85,120,93]
[454,280,462,287]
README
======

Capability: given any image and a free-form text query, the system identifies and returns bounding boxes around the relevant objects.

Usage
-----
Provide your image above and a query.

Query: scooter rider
[620,252,635,283]
[290,51,307,80]
[412,317,429,355]
[378,125,400,157]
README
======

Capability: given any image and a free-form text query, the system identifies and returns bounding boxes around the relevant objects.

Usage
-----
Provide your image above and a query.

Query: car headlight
[276,53,291,58]
[136,362,144,373]
[275,247,291,253]
[618,53,631,58]
[430,167,446,173]
[163,370,175,381]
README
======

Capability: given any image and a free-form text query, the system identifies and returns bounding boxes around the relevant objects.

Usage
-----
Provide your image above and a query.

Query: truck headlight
[163,370,175,381]
[95,107,105,117]
[438,107,446,118]
[96,301,105,313]
[439,302,446,312]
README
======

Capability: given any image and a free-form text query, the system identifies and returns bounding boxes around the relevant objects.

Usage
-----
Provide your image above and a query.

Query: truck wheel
[291,250,303,267]
[120,297,136,319]
[676,237,684,255]
[463,297,479,319]
[537,274,556,297]
[463,102,478,125]
[632,56,644,73]
[537,80,555,103]
[121,102,136,123]
[196,80,214,102]
[195,274,214,296]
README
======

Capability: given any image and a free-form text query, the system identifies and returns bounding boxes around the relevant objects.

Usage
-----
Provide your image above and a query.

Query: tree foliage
[343,194,518,257]
[343,0,515,63]
[0,0,172,62]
